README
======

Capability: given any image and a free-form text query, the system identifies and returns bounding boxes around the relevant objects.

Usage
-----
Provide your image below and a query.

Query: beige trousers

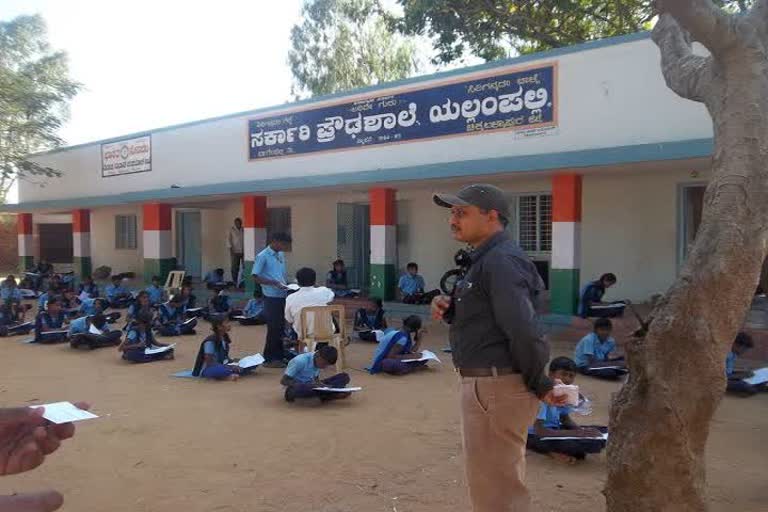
[461,374,540,512]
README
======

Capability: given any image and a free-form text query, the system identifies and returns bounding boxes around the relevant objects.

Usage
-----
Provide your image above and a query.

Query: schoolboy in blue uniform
[156,295,197,336]
[237,292,266,326]
[68,313,122,349]
[34,297,69,344]
[574,318,627,379]
[145,276,165,305]
[726,332,767,396]
[105,276,133,309]
[281,346,351,402]
[398,262,440,305]
[77,276,99,299]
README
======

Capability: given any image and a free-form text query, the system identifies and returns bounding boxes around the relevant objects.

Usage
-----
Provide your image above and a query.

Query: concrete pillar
[142,203,174,282]
[550,173,582,315]
[72,209,92,278]
[242,196,268,295]
[369,187,397,300]
[17,213,34,271]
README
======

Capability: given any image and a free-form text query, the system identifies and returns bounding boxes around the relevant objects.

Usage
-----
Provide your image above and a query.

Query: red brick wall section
[0,214,18,273]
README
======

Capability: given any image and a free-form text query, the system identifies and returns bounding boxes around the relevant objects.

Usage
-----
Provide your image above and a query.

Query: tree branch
[748,0,768,42]
[656,0,737,54]
[652,14,713,102]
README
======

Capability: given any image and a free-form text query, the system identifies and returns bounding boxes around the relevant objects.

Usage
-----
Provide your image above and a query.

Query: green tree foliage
[289,0,419,99]
[393,0,753,63]
[0,14,79,203]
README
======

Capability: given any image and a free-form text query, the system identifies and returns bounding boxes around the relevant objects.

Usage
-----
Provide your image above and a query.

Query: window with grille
[115,215,137,250]
[516,194,552,253]
[267,207,292,252]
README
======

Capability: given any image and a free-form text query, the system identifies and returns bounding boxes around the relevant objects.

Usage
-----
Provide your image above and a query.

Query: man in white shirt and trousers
[227,218,244,286]
[285,267,335,344]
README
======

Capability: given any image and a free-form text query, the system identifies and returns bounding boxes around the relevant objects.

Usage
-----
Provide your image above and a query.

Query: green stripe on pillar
[370,264,396,300]
[143,258,176,284]
[550,268,580,315]
[18,256,34,272]
[243,260,263,297]
[73,257,92,279]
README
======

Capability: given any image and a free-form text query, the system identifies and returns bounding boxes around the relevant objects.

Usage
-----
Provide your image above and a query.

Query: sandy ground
[1,320,766,512]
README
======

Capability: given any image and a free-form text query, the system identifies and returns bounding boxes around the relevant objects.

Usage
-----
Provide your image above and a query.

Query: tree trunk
[605,9,768,512]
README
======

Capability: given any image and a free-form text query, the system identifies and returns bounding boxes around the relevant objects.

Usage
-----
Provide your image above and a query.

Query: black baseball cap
[433,184,510,221]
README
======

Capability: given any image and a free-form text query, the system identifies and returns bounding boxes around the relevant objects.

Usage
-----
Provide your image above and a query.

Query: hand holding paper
[402,349,441,364]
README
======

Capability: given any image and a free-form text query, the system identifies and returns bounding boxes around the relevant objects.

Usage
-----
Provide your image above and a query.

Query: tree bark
[605,6,768,512]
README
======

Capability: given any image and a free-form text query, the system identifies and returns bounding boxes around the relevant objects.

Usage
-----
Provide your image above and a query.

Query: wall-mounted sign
[248,63,557,160]
[102,135,152,177]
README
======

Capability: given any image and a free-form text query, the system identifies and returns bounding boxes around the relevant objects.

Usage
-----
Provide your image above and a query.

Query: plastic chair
[164,271,185,293]
[298,305,346,373]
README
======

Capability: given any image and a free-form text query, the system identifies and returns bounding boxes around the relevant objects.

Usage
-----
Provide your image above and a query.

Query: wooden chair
[298,305,347,373]
[164,271,186,293]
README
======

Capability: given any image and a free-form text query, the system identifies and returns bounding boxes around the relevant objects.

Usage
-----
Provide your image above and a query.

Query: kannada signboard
[248,63,556,160]
[101,135,152,177]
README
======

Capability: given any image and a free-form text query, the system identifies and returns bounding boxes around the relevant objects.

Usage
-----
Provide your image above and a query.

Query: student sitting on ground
[125,291,154,331]
[281,346,351,402]
[203,268,227,289]
[369,316,427,375]
[145,276,165,305]
[578,273,626,318]
[0,303,33,337]
[68,313,122,350]
[192,319,249,381]
[285,267,336,342]
[179,284,202,317]
[119,313,175,363]
[1,276,30,323]
[156,295,197,336]
[25,259,53,291]
[574,318,627,379]
[237,292,266,325]
[34,297,69,344]
[205,287,233,321]
[105,276,133,309]
[527,357,607,462]
[726,332,766,396]
[80,297,121,324]
[61,288,82,318]
[325,259,357,298]
[77,276,99,299]
[354,298,387,336]
[398,262,441,305]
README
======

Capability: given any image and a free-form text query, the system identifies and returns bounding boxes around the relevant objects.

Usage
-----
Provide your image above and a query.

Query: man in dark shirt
[431,184,566,512]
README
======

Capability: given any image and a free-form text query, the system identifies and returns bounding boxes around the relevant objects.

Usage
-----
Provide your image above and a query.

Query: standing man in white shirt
[285,267,335,342]
[227,218,244,286]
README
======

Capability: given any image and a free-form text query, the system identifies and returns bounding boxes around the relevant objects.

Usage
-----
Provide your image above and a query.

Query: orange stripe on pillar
[17,213,32,235]
[370,188,396,226]
[242,196,267,228]
[552,174,582,223]
[142,203,172,231]
[72,209,90,233]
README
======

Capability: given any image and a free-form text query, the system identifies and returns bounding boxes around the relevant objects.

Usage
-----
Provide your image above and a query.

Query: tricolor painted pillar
[142,203,174,282]
[242,196,268,295]
[17,213,34,272]
[72,209,92,278]
[370,188,397,300]
[550,174,582,315]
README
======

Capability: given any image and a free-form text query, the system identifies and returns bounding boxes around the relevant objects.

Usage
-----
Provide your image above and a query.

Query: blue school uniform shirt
[204,270,225,285]
[202,335,231,366]
[145,285,163,304]
[126,328,154,346]
[398,274,425,296]
[37,292,49,310]
[369,329,411,374]
[78,282,99,298]
[159,303,184,324]
[35,311,65,335]
[284,352,320,384]
[528,402,574,433]
[79,298,100,316]
[243,298,263,317]
[725,351,736,377]
[0,286,21,302]
[68,316,109,336]
[105,284,129,301]
[252,246,287,298]
[574,332,616,368]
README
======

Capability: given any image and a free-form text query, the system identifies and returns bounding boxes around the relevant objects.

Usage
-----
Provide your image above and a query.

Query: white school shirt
[285,286,335,337]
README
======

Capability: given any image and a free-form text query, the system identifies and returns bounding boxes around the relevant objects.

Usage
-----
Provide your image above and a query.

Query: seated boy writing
[77,276,99,299]
[145,276,165,305]
[574,318,627,379]
[398,262,440,305]
[237,291,266,325]
[1,276,30,323]
[205,287,233,321]
[368,316,428,375]
[203,268,227,290]
[34,297,69,344]
[726,332,767,396]
[325,259,357,298]
[61,288,82,318]
[105,276,133,309]
[578,273,625,318]
[285,267,335,343]
[354,298,387,335]
[156,295,197,336]
[281,346,351,403]
[527,357,607,463]
[119,313,175,363]
[80,297,121,324]
[69,313,122,350]
[0,303,33,337]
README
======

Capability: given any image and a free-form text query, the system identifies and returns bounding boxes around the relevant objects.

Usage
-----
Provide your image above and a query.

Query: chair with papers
[298,305,347,373]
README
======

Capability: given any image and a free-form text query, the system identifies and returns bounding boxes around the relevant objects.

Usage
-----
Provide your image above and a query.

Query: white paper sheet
[238,353,265,369]
[286,283,300,291]
[88,324,103,335]
[540,432,609,441]
[553,384,580,406]
[589,302,626,310]
[401,349,442,364]
[312,386,363,392]
[589,365,626,371]
[144,343,176,355]
[30,402,99,424]
[44,329,69,335]
[743,367,768,385]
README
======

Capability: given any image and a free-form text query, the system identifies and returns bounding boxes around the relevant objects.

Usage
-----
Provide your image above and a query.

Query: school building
[3,32,714,316]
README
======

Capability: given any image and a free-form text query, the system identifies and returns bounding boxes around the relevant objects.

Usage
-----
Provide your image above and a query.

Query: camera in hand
[439,248,473,324]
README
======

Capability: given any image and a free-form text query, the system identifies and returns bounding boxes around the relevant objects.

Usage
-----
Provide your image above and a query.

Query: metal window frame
[510,192,552,260]
[115,214,137,250]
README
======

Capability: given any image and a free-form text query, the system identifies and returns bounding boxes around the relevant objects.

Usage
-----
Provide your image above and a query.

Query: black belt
[457,367,518,377]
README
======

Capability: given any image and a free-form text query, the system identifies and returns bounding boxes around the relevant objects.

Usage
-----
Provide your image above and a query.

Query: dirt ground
[1,320,766,512]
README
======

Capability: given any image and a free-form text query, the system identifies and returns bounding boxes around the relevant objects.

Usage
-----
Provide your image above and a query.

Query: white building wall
[91,205,143,276]
[22,36,711,204]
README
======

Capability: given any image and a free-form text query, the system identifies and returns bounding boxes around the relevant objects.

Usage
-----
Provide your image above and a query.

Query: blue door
[176,211,202,278]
